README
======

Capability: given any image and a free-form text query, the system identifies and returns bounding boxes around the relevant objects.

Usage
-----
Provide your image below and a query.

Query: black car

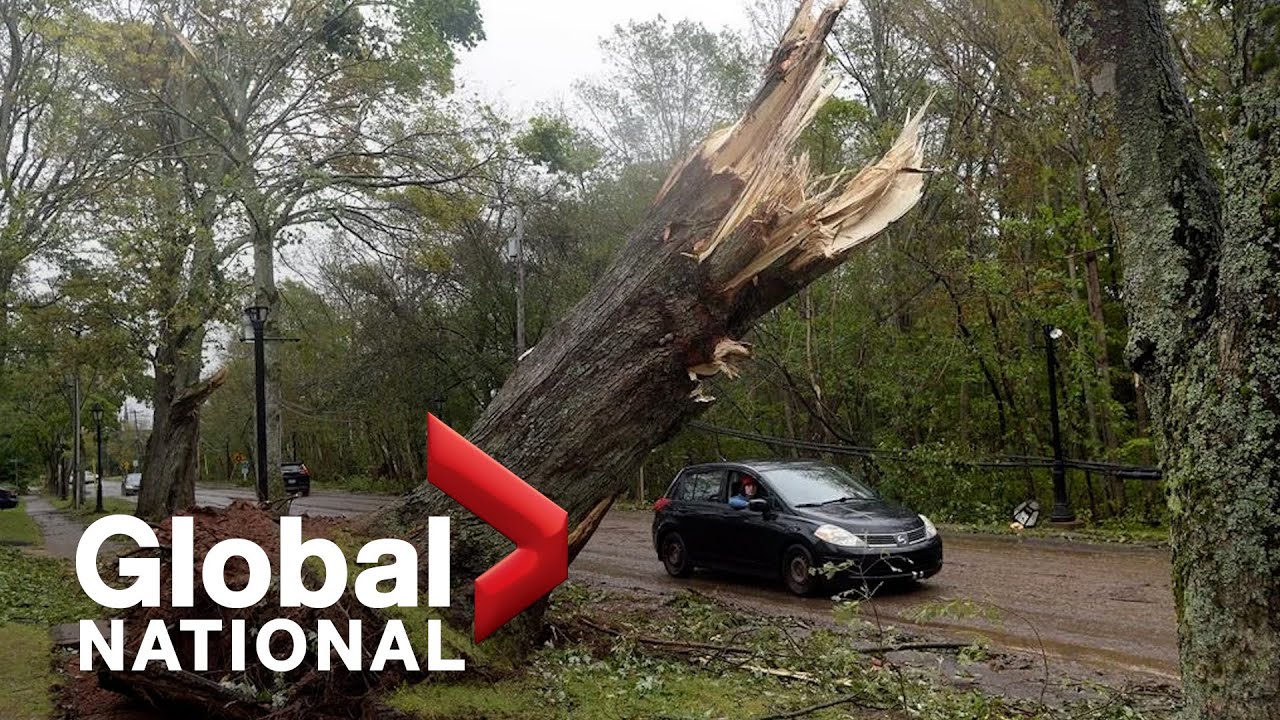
[652,460,942,595]
[282,461,311,497]
[0,486,18,510]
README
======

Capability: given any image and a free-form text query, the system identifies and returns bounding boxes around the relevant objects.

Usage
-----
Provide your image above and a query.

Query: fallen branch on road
[853,641,973,654]
[577,616,757,656]
[752,692,893,720]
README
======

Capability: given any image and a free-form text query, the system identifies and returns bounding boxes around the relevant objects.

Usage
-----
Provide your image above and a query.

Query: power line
[686,421,1162,480]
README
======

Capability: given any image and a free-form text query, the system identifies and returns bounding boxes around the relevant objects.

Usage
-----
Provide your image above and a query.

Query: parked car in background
[121,472,142,497]
[0,485,18,510]
[282,461,311,496]
[652,460,942,595]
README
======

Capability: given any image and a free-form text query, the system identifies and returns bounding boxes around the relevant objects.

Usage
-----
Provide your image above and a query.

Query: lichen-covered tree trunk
[376,0,932,646]
[1051,1,1280,715]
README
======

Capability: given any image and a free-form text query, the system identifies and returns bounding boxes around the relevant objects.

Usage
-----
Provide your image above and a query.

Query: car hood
[799,498,922,533]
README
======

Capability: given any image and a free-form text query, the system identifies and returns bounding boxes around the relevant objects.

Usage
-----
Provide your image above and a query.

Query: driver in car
[728,475,759,509]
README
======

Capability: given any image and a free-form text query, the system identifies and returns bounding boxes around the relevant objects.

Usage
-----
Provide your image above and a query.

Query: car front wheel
[660,532,694,578]
[782,545,820,596]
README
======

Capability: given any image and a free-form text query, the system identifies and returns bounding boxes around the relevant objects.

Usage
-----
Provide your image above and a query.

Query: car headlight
[919,514,938,539]
[814,524,867,547]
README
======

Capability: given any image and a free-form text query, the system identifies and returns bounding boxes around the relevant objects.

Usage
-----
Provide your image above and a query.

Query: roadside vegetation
[389,584,1177,720]
[0,512,98,720]
[0,503,41,546]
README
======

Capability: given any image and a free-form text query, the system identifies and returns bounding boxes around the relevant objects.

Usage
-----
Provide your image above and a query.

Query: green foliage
[516,116,602,176]
[905,598,1001,624]
[0,547,98,625]
[389,0,485,92]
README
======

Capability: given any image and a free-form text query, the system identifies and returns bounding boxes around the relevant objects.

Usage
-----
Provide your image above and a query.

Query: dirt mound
[65,502,409,720]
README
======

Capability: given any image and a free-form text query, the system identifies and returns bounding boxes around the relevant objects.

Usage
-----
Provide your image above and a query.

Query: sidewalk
[22,495,88,560]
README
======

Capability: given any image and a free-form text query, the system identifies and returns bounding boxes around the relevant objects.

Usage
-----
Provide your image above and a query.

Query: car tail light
[301,464,310,476]
[653,497,671,512]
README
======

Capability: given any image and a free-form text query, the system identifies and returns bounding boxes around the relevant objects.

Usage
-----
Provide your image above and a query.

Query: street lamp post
[245,306,270,503]
[56,441,67,501]
[1044,325,1075,523]
[91,402,104,513]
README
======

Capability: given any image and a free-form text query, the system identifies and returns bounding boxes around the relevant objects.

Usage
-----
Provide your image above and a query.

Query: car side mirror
[748,498,768,513]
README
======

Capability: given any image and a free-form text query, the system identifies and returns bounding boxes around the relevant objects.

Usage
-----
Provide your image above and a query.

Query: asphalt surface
[100,484,1179,682]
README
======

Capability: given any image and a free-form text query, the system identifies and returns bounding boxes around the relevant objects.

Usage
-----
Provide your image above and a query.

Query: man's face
[744,481,757,497]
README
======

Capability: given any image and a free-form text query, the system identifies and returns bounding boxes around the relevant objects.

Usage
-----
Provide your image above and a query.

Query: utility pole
[72,370,81,510]
[129,409,144,471]
[514,204,527,359]
[1044,325,1076,523]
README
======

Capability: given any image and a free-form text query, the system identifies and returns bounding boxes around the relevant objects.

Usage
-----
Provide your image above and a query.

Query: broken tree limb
[853,641,973,654]
[567,492,619,563]
[376,0,932,647]
[752,692,893,720]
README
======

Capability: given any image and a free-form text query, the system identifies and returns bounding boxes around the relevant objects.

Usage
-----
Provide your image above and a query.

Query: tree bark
[136,323,227,521]
[376,0,931,643]
[1051,0,1280,715]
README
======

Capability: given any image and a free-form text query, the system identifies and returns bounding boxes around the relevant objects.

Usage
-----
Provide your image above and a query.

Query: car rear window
[675,469,726,503]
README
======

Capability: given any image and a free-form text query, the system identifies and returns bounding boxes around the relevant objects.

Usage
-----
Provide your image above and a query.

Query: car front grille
[862,524,928,548]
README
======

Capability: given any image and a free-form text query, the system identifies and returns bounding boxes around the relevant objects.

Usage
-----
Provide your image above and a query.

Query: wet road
[105,481,394,517]
[106,485,1178,681]
[574,510,1180,682]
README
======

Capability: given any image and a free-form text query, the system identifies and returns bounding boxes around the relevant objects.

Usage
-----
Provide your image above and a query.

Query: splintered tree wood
[378,0,932,640]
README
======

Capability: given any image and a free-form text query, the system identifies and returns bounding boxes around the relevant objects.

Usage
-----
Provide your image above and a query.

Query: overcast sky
[455,0,754,113]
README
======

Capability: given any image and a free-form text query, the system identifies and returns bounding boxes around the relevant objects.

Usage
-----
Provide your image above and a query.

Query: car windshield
[762,465,877,507]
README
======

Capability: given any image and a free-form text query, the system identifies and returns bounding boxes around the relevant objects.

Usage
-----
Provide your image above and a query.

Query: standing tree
[82,0,485,512]
[577,16,754,167]
[0,0,118,365]
[150,0,484,502]
[1051,0,1280,715]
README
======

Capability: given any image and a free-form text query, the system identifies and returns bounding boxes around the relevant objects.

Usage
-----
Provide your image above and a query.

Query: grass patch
[0,548,98,720]
[0,503,41,546]
[939,521,1169,546]
[0,623,56,720]
[0,546,98,625]
[49,494,136,522]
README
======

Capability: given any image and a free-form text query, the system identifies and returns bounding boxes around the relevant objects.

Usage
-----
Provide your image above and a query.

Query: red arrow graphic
[426,414,568,642]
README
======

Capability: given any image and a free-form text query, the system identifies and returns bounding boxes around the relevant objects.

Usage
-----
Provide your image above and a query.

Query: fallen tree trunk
[376,0,932,643]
